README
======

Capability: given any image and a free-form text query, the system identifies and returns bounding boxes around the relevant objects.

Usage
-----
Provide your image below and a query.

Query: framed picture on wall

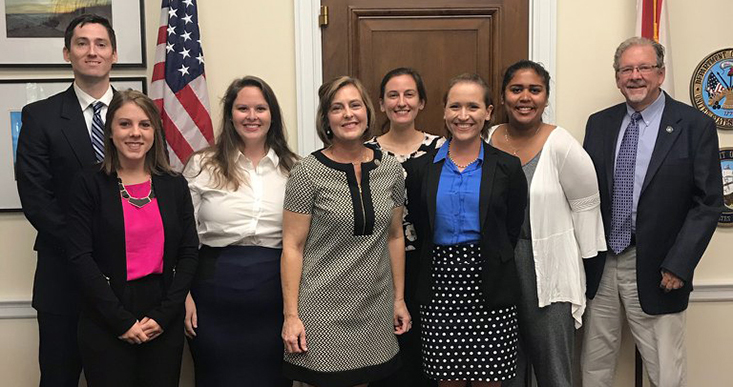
[0,0,145,67]
[0,77,147,211]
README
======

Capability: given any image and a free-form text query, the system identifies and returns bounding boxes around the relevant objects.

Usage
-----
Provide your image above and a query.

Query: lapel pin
[666,126,674,133]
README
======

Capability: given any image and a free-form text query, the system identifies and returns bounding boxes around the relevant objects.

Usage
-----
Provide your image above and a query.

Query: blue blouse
[433,140,483,245]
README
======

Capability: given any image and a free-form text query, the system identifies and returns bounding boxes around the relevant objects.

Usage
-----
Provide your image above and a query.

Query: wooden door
[321,0,529,136]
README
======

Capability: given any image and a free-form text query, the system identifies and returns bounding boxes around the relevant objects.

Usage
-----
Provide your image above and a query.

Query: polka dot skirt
[420,243,518,382]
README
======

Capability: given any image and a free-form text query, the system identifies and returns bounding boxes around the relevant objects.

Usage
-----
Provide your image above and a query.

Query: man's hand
[660,270,684,293]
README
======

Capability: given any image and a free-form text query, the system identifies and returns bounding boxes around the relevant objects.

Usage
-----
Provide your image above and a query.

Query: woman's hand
[184,292,198,338]
[118,321,149,345]
[393,299,412,335]
[282,316,308,354]
[140,317,164,341]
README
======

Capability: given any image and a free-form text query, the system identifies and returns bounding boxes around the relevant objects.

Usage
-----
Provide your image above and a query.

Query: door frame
[294,0,557,155]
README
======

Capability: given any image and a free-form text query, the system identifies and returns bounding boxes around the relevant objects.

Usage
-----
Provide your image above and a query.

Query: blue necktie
[609,112,642,254]
[90,102,105,162]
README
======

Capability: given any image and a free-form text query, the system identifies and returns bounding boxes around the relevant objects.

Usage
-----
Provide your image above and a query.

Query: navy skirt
[187,245,290,387]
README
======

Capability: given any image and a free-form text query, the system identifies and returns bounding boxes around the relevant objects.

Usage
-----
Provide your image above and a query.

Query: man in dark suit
[581,37,722,387]
[15,14,117,387]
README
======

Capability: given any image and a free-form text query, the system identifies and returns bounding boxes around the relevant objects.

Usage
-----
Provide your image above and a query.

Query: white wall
[0,0,730,386]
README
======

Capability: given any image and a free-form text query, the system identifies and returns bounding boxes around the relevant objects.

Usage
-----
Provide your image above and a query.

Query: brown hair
[64,14,117,52]
[443,73,494,138]
[187,76,298,190]
[101,90,173,175]
[316,76,376,146]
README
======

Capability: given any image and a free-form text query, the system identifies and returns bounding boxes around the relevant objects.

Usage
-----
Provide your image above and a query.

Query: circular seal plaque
[719,148,733,226]
[690,49,733,130]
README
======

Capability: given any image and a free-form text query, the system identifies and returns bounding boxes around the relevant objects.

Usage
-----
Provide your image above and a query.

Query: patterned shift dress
[282,146,405,387]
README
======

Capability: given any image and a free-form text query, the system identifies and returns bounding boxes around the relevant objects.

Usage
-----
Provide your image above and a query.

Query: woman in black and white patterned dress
[366,68,443,387]
[404,73,527,387]
[281,76,411,387]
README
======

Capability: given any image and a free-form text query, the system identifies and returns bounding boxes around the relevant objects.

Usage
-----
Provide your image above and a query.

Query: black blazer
[404,141,527,307]
[15,86,100,314]
[582,93,722,315]
[65,169,199,336]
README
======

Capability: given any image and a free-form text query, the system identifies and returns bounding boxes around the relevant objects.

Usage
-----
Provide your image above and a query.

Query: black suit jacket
[15,86,99,314]
[65,170,199,336]
[404,141,527,307]
[582,92,722,315]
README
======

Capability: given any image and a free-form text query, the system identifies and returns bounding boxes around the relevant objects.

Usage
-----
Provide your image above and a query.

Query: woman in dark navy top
[404,73,527,387]
[65,90,198,387]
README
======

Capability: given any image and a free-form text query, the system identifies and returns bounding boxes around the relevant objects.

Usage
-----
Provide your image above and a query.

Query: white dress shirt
[73,82,114,136]
[184,148,288,248]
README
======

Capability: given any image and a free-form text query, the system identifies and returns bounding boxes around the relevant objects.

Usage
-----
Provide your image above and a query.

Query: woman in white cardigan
[487,60,606,387]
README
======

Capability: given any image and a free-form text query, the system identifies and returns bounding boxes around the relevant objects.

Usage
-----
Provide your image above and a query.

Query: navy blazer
[15,86,100,314]
[404,141,527,308]
[582,92,722,315]
[65,169,199,336]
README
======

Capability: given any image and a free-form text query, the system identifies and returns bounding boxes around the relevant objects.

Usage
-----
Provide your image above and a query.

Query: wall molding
[0,281,731,319]
[689,282,733,302]
[294,0,323,156]
[529,0,557,124]
[0,300,35,320]
[293,0,558,155]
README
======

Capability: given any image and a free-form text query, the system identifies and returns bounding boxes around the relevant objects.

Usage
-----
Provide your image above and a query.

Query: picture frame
[0,77,147,211]
[0,0,145,67]
[719,147,733,226]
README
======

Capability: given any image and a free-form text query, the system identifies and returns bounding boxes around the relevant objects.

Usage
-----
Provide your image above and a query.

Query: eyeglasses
[617,64,661,77]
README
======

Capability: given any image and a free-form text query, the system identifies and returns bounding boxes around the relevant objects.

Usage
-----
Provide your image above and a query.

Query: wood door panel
[357,16,495,135]
[322,0,528,136]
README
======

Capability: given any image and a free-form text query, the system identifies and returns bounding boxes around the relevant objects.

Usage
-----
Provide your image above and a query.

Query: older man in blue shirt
[581,37,722,387]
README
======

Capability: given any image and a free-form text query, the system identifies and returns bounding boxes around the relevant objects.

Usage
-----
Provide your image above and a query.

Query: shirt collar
[74,82,114,111]
[236,147,279,168]
[626,90,665,125]
[433,139,484,163]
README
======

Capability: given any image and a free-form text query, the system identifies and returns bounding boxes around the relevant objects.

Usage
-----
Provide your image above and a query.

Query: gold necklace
[448,143,479,169]
[503,124,541,156]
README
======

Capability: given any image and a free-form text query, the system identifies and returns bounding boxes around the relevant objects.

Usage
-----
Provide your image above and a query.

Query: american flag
[150,0,214,169]
[636,0,674,96]
[706,73,725,96]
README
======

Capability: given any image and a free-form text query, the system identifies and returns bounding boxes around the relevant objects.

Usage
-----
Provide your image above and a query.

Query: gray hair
[613,37,665,72]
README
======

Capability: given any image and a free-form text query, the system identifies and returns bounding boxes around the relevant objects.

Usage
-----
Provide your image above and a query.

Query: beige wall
[0,0,730,385]
[557,1,733,386]
[0,0,296,385]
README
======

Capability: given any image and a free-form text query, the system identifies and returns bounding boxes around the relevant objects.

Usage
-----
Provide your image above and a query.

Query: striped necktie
[90,101,105,162]
[609,112,642,254]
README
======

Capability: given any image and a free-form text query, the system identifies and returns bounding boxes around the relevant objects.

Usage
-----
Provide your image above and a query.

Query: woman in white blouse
[183,76,298,387]
[486,61,606,387]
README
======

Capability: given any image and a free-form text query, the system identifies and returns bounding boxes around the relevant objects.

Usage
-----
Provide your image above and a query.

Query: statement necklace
[503,124,541,156]
[118,178,155,208]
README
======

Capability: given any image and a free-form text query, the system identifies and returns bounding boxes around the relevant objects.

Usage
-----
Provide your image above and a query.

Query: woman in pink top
[65,90,198,387]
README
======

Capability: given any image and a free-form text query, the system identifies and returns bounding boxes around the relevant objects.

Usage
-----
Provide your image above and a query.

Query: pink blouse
[121,180,164,281]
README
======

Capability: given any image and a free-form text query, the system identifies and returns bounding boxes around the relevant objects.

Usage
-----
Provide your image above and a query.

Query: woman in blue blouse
[405,73,527,387]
